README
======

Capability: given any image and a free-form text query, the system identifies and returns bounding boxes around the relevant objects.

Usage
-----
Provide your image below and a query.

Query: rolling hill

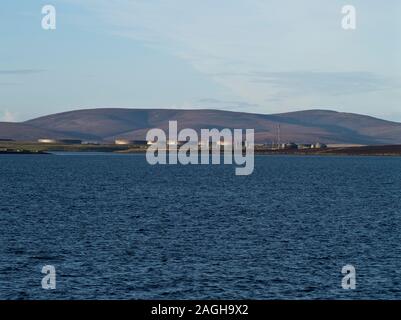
[1,108,401,144]
[0,122,78,141]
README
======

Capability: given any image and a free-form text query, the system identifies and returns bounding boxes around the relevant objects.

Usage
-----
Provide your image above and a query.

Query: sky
[0,0,400,122]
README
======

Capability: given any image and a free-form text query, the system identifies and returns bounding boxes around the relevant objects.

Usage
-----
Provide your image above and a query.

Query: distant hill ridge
[1,108,401,144]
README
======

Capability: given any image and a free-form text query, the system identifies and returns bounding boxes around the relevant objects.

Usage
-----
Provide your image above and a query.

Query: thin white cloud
[1,110,18,122]
[0,69,44,75]
[69,0,401,116]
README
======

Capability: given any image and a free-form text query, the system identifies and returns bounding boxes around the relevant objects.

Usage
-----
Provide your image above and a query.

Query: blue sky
[1,0,400,121]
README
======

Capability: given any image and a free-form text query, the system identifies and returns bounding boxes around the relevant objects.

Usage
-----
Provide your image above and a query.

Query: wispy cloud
[0,82,19,86]
[0,69,44,75]
[249,71,400,96]
[1,110,18,122]
[197,98,261,111]
[75,0,401,115]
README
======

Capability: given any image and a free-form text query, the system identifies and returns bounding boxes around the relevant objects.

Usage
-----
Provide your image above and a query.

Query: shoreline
[2,142,401,157]
[0,149,49,155]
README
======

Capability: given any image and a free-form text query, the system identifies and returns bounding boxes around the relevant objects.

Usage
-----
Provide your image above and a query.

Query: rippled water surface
[1,154,401,299]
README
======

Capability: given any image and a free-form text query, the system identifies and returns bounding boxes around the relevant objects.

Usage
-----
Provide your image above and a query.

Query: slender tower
[276,124,281,149]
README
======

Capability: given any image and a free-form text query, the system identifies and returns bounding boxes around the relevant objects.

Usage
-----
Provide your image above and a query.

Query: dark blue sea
[1,153,401,299]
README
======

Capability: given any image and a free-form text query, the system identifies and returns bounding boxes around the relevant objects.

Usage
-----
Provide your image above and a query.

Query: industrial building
[297,144,313,150]
[296,143,327,150]
[311,142,327,149]
[265,142,327,150]
[115,139,147,145]
[280,142,298,150]
[38,139,82,144]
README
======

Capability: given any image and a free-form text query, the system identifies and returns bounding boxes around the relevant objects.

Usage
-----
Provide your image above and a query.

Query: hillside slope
[0,108,399,144]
